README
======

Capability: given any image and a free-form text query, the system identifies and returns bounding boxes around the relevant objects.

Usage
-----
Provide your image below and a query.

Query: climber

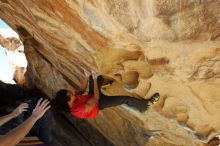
[52,74,160,119]
[0,99,51,146]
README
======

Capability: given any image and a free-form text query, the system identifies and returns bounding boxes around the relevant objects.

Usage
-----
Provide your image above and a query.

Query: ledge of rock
[0,0,220,146]
[0,34,21,51]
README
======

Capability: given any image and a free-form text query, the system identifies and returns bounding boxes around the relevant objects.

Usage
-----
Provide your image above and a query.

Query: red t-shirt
[71,93,99,119]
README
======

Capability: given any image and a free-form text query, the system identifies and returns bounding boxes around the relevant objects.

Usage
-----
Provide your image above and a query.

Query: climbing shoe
[101,80,113,90]
[101,83,111,89]
[149,93,160,104]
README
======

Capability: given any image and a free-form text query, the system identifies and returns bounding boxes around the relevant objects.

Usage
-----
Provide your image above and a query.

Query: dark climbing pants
[88,75,149,112]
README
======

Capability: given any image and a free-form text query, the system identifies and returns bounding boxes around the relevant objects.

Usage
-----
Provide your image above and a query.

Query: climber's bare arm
[84,77,99,113]
[78,76,89,92]
[93,77,100,101]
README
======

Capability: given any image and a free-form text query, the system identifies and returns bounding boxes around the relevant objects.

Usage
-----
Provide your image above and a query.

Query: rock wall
[0,34,27,84]
[0,0,220,146]
[0,34,21,51]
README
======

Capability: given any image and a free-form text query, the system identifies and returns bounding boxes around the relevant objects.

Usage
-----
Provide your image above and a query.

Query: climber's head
[53,89,75,112]
[66,90,76,108]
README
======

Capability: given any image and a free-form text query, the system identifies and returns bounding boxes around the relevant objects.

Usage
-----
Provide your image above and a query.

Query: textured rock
[0,34,21,51]
[13,66,28,87]
[0,0,220,146]
[206,135,220,146]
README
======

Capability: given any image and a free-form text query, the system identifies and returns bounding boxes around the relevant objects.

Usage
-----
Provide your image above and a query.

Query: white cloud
[6,51,27,67]
[0,70,15,84]
[0,28,19,38]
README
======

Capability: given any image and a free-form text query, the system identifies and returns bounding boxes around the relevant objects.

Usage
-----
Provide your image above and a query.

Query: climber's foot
[149,93,160,104]
[101,83,111,89]
[101,80,113,90]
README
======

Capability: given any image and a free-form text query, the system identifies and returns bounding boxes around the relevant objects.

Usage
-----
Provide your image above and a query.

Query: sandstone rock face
[0,34,21,51]
[0,0,219,146]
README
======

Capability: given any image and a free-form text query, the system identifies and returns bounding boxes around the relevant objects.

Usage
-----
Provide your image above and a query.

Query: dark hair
[52,89,71,113]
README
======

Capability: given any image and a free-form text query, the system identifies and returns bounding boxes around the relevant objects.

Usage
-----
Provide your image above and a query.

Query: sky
[0,19,9,28]
[0,19,27,83]
[0,19,18,38]
[0,46,13,82]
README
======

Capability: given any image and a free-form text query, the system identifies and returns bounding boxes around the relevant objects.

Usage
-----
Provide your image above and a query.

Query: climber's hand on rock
[83,68,91,77]
[91,71,98,79]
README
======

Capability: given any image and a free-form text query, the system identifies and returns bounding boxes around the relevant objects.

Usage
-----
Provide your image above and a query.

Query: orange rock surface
[0,0,220,146]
